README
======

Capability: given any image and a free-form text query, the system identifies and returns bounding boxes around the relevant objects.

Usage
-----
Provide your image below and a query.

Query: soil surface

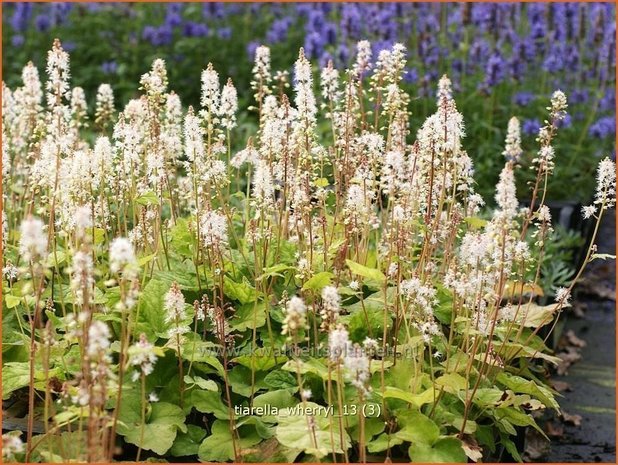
[544,211,616,463]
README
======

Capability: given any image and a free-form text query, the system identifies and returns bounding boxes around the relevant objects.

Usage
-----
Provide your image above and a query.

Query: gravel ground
[545,211,616,463]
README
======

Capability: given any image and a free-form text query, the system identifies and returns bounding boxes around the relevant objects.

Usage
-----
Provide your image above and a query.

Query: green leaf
[151,270,199,290]
[240,437,302,462]
[348,308,392,343]
[493,406,547,438]
[302,271,334,291]
[233,349,286,371]
[183,375,218,391]
[256,264,295,281]
[314,177,330,188]
[435,373,468,393]
[2,362,32,398]
[395,411,440,444]
[180,336,224,375]
[253,389,297,410]
[135,279,172,340]
[281,358,329,380]
[470,388,504,407]
[276,402,351,458]
[30,431,86,463]
[516,302,559,328]
[170,218,193,257]
[91,227,106,246]
[381,387,435,407]
[46,250,67,267]
[464,216,488,229]
[349,416,385,442]
[236,416,275,439]
[137,253,157,267]
[434,285,454,324]
[190,390,230,420]
[4,294,21,309]
[228,365,267,397]
[170,425,207,457]
[496,372,559,410]
[501,434,523,462]
[223,276,257,304]
[198,420,261,462]
[264,370,297,389]
[231,302,266,331]
[346,259,386,284]
[409,437,467,463]
[367,433,404,453]
[117,398,187,456]
[2,362,62,399]
[135,191,160,206]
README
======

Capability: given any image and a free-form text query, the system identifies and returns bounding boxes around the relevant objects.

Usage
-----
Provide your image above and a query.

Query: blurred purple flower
[49,3,73,26]
[101,61,118,75]
[589,116,616,139]
[166,3,182,22]
[246,41,259,60]
[10,3,32,32]
[304,31,325,59]
[165,12,182,28]
[513,91,535,106]
[570,89,589,105]
[183,22,209,38]
[12,34,25,47]
[522,118,542,135]
[403,67,419,84]
[336,43,350,67]
[202,3,226,19]
[481,51,506,89]
[543,44,564,73]
[599,89,616,112]
[340,4,362,40]
[266,17,292,43]
[217,27,232,40]
[142,25,173,46]
[35,14,52,32]
[556,113,572,128]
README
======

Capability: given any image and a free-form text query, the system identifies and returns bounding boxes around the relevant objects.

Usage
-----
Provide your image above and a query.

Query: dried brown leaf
[561,411,583,426]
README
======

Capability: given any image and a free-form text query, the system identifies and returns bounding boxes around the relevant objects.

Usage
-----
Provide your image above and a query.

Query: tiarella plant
[1,39,615,463]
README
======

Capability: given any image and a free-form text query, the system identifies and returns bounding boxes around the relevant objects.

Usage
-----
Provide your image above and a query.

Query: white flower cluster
[2,433,24,461]
[282,295,307,338]
[164,282,186,324]
[200,210,228,248]
[46,38,70,106]
[549,90,568,121]
[95,83,115,128]
[294,48,317,129]
[218,78,238,131]
[251,45,272,98]
[319,285,341,330]
[109,237,138,277]
[87,320,111,360]
[328,325,371,395]
[129,333,159,381]
[19,217,48,263]
[140,58,168,97]
[502,117,522,162]
[70,250,94,306]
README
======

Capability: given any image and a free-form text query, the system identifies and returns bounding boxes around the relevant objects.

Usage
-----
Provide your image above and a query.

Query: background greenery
[3,2,616,202]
